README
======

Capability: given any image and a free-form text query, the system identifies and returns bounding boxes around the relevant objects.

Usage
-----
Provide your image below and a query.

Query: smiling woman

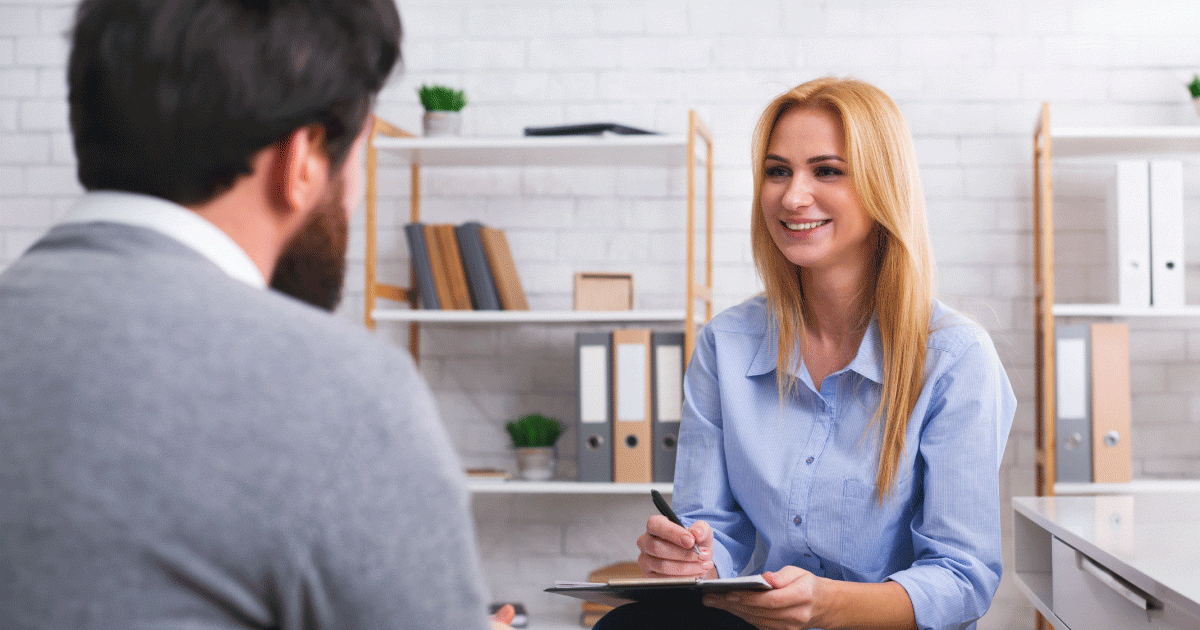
[594,77,1017,630]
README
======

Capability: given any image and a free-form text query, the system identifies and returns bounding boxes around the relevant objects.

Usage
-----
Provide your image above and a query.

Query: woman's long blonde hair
[750,77,933,500]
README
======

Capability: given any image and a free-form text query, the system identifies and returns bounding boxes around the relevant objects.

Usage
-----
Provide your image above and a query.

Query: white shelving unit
[362,113,715,362]
[1033,107,1200,504]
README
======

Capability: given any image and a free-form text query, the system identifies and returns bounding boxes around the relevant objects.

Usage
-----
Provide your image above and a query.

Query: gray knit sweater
[0,221,492,630]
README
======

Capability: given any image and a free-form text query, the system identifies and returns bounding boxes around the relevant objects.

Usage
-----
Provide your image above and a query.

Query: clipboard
[545,575,772,608]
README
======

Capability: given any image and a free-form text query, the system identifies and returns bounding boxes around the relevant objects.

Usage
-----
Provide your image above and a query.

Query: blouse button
[793,515,802,525]
[806,456,814,464]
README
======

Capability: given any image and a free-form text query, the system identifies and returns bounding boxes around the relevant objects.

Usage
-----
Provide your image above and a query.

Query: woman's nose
[784,178,814,210]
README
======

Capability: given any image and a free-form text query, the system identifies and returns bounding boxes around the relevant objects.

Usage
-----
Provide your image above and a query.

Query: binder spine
[612,329,653,483]
[1054,325,1093,483]
[1108,161,1151,307]
[1090,324,1132,483]
[576,332,613,483]
[1149,160,1185,307]
[651,332,685,484]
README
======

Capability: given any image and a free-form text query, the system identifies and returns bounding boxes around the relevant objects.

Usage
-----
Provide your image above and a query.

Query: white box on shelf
[1149,160,1185,307]
[1107,160,1151,307]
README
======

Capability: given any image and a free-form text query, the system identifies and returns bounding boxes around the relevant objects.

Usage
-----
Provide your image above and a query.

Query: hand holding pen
[636,489,716,579]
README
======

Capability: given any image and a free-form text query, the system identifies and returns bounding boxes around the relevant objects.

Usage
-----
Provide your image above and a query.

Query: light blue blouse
[673,296,1016,630]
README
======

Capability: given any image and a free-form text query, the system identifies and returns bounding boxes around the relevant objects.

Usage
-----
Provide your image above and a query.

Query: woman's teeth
[784,219,830,230]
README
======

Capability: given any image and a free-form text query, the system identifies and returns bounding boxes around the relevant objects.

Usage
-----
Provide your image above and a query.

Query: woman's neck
[799,260,873,345]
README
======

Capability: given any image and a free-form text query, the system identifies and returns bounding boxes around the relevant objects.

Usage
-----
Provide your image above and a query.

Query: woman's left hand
[701,565,825,630]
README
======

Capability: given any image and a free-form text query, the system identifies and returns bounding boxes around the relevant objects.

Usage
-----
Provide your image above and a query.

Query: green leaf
[418,84,467,112]
[504,412,564,447]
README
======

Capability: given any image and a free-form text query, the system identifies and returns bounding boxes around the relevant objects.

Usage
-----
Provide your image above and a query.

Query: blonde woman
[596,78,1015,630]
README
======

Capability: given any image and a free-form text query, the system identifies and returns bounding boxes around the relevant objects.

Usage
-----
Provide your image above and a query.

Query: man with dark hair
[0,1,510,628]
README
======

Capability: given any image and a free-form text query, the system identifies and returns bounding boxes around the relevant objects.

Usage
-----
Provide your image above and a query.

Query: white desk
[1012,492,1200,629]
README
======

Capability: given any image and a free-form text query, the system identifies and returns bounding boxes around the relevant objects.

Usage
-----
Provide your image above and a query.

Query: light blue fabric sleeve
[888,333,1016,630]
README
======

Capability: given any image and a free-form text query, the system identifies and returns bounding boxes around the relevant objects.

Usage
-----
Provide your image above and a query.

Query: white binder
[1107,161,1151,307]
[1149,160,1185,307]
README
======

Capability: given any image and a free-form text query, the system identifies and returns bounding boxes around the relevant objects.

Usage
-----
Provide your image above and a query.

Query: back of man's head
[68,0,402,206]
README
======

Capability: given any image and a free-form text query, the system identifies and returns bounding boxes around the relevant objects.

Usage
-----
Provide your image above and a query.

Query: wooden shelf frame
[362,112,715,362]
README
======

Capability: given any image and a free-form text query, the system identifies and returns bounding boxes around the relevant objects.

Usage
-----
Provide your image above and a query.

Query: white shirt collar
[59,191,267,289]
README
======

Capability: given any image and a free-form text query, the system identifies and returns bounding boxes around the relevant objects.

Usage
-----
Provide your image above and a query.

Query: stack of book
[579,561,641,627]
[576,330,685,484]
[404,221,529,310]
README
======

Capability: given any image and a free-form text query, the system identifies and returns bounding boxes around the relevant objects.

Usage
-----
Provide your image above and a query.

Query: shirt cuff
[886,566,984,630]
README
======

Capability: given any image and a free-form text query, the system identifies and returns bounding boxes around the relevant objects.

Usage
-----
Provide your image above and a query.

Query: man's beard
[269,176,349,312]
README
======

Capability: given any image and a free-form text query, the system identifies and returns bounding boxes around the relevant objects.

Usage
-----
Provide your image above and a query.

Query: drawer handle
[1078,554,1157,611]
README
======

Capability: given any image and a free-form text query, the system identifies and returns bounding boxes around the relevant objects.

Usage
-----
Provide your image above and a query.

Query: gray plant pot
[514,446,556,481]
[423,111,462,136]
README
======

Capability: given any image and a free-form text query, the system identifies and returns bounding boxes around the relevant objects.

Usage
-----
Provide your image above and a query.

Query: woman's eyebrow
[807,154,846,164]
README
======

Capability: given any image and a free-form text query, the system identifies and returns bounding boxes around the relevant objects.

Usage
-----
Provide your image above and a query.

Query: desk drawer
[1051,537,1197,630]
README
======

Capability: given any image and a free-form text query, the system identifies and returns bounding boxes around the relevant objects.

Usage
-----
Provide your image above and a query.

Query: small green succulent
[505,413,564,448]
[1188,74,1200,99]
[418,84,467,112]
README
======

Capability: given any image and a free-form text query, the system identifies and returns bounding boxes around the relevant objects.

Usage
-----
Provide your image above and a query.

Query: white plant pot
[514,446,556,481]
[1193,97,1200,118]
[423,111,462,136]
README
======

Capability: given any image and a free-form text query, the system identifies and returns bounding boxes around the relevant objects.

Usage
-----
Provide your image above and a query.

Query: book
[422,223,454,309]
[403,223,440,309]
[455,222,502,310]
[546,575,772,609]
[578,561,640,625]
[523,122,656,136]
[479,226,530,310]
[432,224,473,310]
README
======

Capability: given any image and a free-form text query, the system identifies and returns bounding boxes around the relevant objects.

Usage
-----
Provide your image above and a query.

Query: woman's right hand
[636,515,717,579]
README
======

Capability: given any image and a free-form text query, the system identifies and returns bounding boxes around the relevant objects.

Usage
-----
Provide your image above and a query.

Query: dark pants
[591,601,757,630]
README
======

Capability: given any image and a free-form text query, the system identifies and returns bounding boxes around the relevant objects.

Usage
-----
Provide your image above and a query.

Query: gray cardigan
[0,222,491,630]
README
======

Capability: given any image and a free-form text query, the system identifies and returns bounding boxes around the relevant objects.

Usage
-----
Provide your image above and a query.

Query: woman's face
[760,106,876,275]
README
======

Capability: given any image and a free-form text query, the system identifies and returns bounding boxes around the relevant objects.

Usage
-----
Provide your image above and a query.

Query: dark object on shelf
[524,122,657,137]
[489,602,528,628]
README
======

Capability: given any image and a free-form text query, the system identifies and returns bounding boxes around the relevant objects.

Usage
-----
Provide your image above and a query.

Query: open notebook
[546,575,772,608]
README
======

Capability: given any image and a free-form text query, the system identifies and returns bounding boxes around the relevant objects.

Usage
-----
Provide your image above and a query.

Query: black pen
[650,489,702,556]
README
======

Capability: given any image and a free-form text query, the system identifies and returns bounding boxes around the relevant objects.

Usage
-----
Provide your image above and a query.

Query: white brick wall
[5,0,1200,627]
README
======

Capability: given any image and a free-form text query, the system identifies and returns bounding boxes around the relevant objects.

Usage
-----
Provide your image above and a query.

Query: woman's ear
[272,124,330,217]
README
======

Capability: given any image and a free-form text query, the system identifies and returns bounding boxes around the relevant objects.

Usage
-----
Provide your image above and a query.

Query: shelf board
[372,133,696,167]
[1053,303,1200,318]
[467,480,673,494]
[1012,571,1065,629]
[1054,478,1200,495]
[1051,126,1200,158]
[371,308,692,325]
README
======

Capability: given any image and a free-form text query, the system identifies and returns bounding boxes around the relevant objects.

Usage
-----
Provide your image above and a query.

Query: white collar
[59,191,267,289]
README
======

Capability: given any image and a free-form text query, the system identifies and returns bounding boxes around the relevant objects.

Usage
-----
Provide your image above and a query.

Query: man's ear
[272,124,330,218]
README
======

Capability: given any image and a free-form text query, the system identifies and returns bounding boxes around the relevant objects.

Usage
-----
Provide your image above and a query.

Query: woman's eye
[814,165,843,178]
[765,165,790,178]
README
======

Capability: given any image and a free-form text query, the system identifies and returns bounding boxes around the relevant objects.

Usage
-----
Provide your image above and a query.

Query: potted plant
[418,84,467,136]
[1189,74,1200,118]
[505,412,564,481]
